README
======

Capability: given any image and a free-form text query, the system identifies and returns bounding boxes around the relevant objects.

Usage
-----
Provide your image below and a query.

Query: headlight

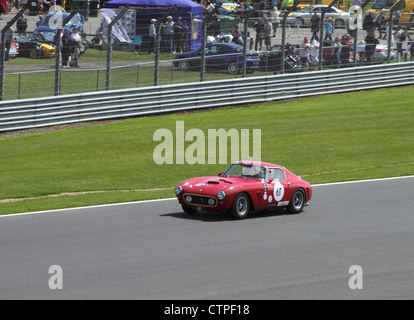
[217,191,226,200]
[174,185,182,195]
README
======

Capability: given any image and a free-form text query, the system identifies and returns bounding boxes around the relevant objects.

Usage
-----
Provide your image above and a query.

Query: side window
[395,0,406,10]
[268,168,286,182]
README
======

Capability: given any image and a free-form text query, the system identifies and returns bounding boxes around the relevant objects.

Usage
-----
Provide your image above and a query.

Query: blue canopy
[105,0,201,7]
[105,0,204,51]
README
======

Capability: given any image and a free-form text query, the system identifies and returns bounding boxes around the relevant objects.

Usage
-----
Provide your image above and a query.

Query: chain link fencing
[1,2,411,101]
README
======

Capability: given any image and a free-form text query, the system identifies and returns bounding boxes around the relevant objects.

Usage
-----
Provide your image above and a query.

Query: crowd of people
[147,15,192,54]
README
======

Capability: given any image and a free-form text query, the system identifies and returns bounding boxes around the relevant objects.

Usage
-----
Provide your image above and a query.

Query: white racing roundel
[273,182,284,202]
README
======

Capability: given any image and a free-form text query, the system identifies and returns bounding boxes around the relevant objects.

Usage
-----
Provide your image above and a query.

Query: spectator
[173,17,184,54]
[70,28,82,67]
[395,26,407,60]
[299,37,311,71]
[393,10,401,25]
[4,27,14,62]
[232,25,242,45]
[340,34,353,67]
[310,35,320,67]
[364,28,379,64]
[270,7,280,37]
[16,15,28,35]
[404,35,414,61]
[182,20,190,53]
[332,36,342,69]
[207,14,221,38]
[363,11,374,34]
[148,18,157,54]
[376,12,385,39]
[162,16,174,53]
[325,17,333,41]
[206,0,215,14]
[36,15,43,27]
[264,18,273,50]
[61,29,72,68]
[254,18,264,51]
[310,11,320,41]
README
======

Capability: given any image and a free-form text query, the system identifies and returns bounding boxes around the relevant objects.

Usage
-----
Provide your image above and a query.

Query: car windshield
[372,0,398,9]
[223,163,266,179]
[32,31,55,42]
[302,6,317,13]
[40,14,82,28]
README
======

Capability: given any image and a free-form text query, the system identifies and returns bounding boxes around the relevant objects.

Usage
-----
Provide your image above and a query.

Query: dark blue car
[174,43,260,75]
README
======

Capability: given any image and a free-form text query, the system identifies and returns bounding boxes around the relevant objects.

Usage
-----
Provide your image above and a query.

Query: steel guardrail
[1,62,413,133]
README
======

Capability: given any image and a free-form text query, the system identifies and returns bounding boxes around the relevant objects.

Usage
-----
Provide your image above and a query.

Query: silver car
[287,5,351,28]
[357,43,395,63]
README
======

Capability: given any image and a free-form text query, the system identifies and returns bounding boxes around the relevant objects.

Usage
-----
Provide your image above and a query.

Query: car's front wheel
[182,204,197,215]
[287,188,305,214]
[230,193,250,219]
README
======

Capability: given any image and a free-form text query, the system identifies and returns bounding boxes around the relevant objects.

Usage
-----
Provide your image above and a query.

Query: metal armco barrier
[1,62,413,133]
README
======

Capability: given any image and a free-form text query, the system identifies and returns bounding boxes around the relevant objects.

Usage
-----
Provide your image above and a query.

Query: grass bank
[0,86,413,215]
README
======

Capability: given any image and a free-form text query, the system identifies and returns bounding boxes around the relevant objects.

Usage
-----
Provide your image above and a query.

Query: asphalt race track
[1,176,414,300]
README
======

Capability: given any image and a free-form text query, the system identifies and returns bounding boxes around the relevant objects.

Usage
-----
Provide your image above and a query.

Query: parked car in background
[259,44,302,72]
[34,12,85,33]
[287,5,350,28]
[0,31,18,59]
[356,42,394,64]
[174,43,260,75]
[15,34,56,58]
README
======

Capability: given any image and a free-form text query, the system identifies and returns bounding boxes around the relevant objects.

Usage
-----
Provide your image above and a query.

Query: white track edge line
[1,175,413,218]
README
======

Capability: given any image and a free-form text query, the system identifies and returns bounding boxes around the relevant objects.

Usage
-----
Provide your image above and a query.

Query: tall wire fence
[1,2,413,101]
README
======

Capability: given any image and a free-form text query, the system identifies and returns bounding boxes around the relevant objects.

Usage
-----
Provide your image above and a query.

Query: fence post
[0,9,25,102]
[388,0,404,63]
[241,2,262,78]
[54,11,78,96]
[106,7,129,91]
[281,1,300,74]
[154,5,177,86]
[318,0,337,70]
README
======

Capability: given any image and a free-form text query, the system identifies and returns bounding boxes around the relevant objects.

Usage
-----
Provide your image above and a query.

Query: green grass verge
[0,85,413,215]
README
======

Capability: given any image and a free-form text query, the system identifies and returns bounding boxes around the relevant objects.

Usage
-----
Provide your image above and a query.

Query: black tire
[30,48,39,59]
[287,189,305,214]
[182,204,197,215]
[227,63,239,75]
[230,193,250,220]
[295,18,304,28]
[178,59,189,71]
[335,19,345,28]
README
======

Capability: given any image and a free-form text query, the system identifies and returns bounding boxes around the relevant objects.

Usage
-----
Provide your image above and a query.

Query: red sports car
[174,161,312,220]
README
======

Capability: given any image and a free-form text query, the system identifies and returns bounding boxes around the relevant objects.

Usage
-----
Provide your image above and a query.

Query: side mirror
[268,178,273,183]
[218,172,222,177]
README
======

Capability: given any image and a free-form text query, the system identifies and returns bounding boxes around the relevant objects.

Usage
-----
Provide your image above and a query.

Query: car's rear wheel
[334,19,345,28]
[230,193,250,220]
[295,18,304,28]
[178,59,189,71]
[287,188,305,214]
[30,49,39,59]
[227,63,239,75]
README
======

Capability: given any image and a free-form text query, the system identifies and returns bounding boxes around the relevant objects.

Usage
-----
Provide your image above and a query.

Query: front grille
[183,194,217,207]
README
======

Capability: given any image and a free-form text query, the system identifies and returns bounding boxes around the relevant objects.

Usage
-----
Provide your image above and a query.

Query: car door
[265,167,290,207]
[205,44,221,68]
